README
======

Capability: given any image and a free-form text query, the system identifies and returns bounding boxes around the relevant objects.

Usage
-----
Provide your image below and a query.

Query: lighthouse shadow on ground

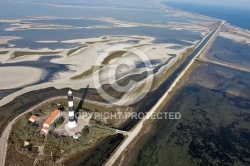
[75,85,90,123]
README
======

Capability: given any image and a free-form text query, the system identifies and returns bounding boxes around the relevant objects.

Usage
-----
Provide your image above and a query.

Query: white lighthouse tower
[67,90,77,128]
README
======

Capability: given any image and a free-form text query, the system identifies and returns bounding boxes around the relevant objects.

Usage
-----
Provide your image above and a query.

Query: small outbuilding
[24,141,30,147]
[29,115,38,123]
[40,109,61,135]
[73,133,81,140]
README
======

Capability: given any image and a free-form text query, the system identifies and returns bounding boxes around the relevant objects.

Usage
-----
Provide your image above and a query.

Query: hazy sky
[166,0,250,8]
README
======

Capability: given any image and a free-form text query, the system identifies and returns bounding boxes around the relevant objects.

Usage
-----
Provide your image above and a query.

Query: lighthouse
[67,90,77,128]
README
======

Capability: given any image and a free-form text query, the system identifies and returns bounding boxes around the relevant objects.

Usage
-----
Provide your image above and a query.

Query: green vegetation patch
[54,116,65,127]
[71,66,99,80]
[83,101,132,127]
[71,51,127,80]
[85,39,111,44]
[67,45,87,56]
[0,51,8,54]
[102,50,127,65]
[13,51,60,59]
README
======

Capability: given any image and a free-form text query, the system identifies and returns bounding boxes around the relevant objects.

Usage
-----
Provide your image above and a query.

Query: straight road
[104,21,225,166]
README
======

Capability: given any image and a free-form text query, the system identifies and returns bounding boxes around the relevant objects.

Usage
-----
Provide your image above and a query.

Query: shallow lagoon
[131,64,250,166]
[3,26,202,49]
[0,0,210,49]
[206,36,250,68]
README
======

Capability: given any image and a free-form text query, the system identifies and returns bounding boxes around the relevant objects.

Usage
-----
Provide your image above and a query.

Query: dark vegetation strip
[13,51,60,59]
[71,51,127,80]
[102,51,127,65]
[67,45,87,56]
[71,66,99,80]
[63,134,124,166]
[0,51,8,54]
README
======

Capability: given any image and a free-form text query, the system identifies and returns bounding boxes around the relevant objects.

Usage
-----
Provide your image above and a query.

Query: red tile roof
[44,109,60,126]
[29,115,38,120]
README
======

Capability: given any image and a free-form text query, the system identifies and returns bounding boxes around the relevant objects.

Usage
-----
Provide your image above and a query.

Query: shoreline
[0,34,198,107]
[0,66,47,90]
[0,92,118,165]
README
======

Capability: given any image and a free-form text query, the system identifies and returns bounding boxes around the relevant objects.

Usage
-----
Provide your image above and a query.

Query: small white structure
[24,141,30,147]
[73,133,81,140]
[29,115,38,123]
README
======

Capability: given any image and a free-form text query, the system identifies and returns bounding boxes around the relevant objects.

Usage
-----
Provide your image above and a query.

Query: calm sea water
[163,2,250,30]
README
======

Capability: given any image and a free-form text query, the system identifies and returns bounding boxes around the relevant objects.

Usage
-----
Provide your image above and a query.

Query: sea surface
[163,2,250,30]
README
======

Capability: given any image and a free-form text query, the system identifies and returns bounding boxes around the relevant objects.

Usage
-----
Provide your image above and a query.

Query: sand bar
[0,66,46,90]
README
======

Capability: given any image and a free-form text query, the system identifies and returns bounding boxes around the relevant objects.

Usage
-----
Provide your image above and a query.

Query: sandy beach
[0,36,21,45]
[0,66,46,90]
[5,22,76,31]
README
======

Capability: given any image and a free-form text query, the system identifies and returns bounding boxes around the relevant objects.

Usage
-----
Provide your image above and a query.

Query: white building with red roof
[41,109,61,134]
